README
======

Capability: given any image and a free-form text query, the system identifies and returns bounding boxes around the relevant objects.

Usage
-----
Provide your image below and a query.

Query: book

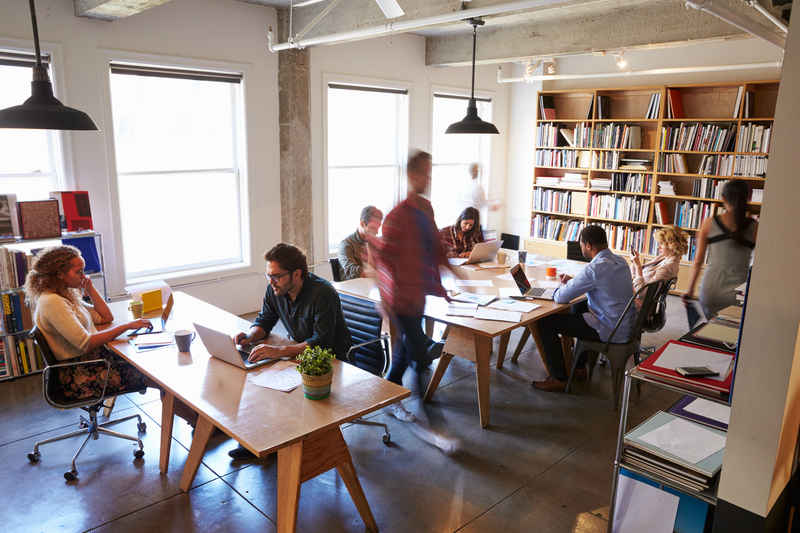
[141,288,163,313]
[668,395,730,432]
[17,200,61,240]
[597,95,611,119]
[49,191,94,232]
[0,194,20,242]
[732,86,743,118]
[539,94,556,120]
[744,91,755,118]
[693,322,739,345]
[559,128,575,147]
[637,340,735,397]
[654,202,669,225]
[69,236,101,274]
[667,88,685,119]
[585,97,594,120]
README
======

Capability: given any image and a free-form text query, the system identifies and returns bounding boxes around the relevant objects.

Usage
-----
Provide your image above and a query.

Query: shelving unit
[0,232,107,381]
[529,81,778,292]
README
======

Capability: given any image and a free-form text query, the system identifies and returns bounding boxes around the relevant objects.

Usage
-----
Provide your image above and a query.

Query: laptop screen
[510,264,532,293]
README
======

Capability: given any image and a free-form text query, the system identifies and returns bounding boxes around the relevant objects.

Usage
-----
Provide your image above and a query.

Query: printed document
[474,308,521,323]
[639,418,726,464]
[248,361,302,392]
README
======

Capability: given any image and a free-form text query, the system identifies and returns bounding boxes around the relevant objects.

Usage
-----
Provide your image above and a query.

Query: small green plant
[295,346,336,376]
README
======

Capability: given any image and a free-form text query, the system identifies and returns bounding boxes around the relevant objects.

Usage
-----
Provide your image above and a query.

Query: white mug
[496,251,508,264]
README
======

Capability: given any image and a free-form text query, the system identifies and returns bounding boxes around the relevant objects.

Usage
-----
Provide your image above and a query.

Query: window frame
[98,49,255,294]
[322,73,412,258]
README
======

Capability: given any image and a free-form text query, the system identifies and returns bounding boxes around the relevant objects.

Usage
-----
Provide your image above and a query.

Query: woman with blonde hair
[630,226,689,309]
[25,245,197,423]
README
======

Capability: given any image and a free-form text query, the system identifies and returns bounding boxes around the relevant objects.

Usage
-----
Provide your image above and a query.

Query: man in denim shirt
[532,226,636,392]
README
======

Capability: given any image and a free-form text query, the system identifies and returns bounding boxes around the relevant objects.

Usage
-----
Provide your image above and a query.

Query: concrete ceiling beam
[73,0,172,21]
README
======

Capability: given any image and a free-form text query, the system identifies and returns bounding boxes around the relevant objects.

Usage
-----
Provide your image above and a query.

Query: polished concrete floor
[0,297,691,533]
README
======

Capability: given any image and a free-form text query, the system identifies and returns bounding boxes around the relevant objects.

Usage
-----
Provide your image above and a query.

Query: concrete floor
[0,297,691,533]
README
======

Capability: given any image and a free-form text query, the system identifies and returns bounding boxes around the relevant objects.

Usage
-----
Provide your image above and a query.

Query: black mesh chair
[500,233,520,250]
[27,327,147,480]
[339,293,392,443]
[330,257,342,282]
[639,277,678,360]
[565,279,664,410]
[566,241,586,262]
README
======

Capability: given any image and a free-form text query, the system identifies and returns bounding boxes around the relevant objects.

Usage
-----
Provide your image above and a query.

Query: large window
[430,93,493,229]
[326,83,409,255]
[0,51,64,199]
[109,62,247,280]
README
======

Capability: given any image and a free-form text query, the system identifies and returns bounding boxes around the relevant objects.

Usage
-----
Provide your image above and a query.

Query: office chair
[500,233,520,250]
[565,279,664,410]
[329,257,342,282]
[566,241,586,262]
[639,277,677,360]
[27,327,148,481]
[339,293,392,443]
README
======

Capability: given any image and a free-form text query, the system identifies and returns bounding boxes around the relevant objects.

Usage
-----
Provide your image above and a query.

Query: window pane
[0,175,58,201]
[328,167,397,247]
[328,88,402,167]
[110,74,235,173]
[118,172,241,277]
[430,165,472,228]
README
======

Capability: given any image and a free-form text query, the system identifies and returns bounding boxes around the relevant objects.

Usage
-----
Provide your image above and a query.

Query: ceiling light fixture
[0,0,98,130]
[614,52,627,68]
[445,18,499,135]
[523,60,536,83]
[547,60,556,75]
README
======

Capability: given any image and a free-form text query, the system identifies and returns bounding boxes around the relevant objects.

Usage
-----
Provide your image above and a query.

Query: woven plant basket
[301,371,334,400]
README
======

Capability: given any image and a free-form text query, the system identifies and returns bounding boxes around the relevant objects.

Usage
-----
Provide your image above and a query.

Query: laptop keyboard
[524,287,549,297]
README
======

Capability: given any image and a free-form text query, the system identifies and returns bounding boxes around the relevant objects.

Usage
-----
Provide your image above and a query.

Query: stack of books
[734,281,747,302]
[751,188,763,203]
[637,340,735,398]
[560,173,587,189]
[713,305,742,328]
[535,176,561,187]
[658,181,676,195]
[619,157,653,171]
[589,178,612,191]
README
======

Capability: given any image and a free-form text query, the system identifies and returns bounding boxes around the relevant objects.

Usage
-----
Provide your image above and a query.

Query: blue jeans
[386,314,435,386]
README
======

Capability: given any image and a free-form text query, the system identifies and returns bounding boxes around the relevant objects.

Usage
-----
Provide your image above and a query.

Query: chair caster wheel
[64,470,77,481]
[382,434,391,444]
[28,452,40,462]
[79,421,89,429]
[134,449,145,459]
[137,422,147,432]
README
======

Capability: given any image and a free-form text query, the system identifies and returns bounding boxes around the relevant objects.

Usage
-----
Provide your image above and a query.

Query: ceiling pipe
[684,0,786,49]
[268,0,573,52]
[496,60,783,83]
[746,0,789,34]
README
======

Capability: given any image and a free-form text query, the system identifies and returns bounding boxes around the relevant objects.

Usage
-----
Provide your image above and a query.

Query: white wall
[0,0,280,315]
[308,34,510,263]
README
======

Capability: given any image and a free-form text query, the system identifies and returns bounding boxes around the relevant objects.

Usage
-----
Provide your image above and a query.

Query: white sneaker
[386,402,416,422]
[435,435,460,455]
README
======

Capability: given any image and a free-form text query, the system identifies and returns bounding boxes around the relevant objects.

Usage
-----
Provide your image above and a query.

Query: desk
[106,292,409,533]
[335,258,585,428]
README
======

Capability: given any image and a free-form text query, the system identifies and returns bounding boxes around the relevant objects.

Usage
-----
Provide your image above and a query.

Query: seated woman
[440,207,484,258]
[629,225,688,309]
[25,245,197,424]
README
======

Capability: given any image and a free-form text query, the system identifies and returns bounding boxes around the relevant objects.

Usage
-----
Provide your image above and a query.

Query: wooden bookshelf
[529,81,777,292]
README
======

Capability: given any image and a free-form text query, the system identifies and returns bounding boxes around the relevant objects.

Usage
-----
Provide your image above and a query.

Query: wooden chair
[27,327,148,481]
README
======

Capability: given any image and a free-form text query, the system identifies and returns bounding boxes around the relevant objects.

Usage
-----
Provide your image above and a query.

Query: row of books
[647,227,706,261]
[535,149,580,168]
[674,200,718,229]
[609,172,653,194]
[533,189,576,214]
[536,122,592,148]
[593,222,647,252]
[645,92,661,119]
[0,191,94,242]
[695,154,736,176]
[589,193,650,223]
[691,178,729,200]
[658,153,689,174]
[0,335,44,378]
[1,290,33,334]
[0,236,100,290]
[660,122,736,152]
[535,173,588,189]
[593,123,642,150]
[736,123,771,153]
[531,215,584,242]
[731,154,768,178]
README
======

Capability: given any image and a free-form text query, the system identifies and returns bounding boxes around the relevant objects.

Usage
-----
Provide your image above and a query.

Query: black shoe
[228,445,256,460]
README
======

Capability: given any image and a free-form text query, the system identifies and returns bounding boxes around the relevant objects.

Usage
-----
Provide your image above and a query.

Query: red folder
[638,340,734,396]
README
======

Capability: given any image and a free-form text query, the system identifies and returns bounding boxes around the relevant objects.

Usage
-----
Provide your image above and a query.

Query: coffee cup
[545,266,558,279]
[496,251,508,264]
[128,301,143,319]
[518,250,528,264]
[175,330,196,352]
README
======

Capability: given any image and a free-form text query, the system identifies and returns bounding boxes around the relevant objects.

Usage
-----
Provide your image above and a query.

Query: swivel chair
[27,327,148,480]
[639,277,678,360]
[339,293,392,443]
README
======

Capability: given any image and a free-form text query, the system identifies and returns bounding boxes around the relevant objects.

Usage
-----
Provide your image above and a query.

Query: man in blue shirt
[532,226,636,392]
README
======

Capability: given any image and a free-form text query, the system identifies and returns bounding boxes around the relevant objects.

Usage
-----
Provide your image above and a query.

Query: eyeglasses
[265,271,291,283]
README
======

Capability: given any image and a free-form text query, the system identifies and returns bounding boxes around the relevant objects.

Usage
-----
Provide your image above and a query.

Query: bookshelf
[529,81,777,292]
[0,232,107,381]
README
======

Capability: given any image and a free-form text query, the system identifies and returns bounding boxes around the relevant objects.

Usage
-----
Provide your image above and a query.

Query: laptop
[131,293,174,335]
[510,264,556,300]
[449,240,504,266]
[193,322,274,370]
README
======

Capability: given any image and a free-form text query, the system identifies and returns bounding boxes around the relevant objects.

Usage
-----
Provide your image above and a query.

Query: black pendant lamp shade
[445,18,499,135]
[0,0,98,131]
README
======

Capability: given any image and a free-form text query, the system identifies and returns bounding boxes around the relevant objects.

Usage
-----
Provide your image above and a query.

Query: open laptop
[193,322,274,370]
[130,293,174,335]
[449,240,504,266]
[510,264,556,300]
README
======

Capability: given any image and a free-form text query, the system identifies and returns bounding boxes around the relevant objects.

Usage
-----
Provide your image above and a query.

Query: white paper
[133,332,174,346]
[639,418,726,464]
[448,257,468,266]
[490,299,540,313]
[684,398,731,425]
[499,287,525,299]
[125,279,173,305]
[248,361,302,392]
[474,308,522,323]
[447,302,478,317]
[655,343,734,382]
[455,279,494,287]
[477,261,509,269]
[612,475,679,533]
[450,292,497,306]
[537,281,560,289]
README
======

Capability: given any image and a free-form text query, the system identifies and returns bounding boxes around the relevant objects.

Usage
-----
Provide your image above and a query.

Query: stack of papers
[474,308,521,323]
[248,360,302,392]
[449,292,497,306]
[133,332,173,346]
[446,302,478,317]
[490,299,540,313]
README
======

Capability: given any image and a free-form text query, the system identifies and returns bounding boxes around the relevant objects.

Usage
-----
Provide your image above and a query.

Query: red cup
[546,266,557,277]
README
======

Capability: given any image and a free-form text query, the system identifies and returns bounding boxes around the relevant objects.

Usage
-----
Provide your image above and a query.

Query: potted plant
[295,346,336,400]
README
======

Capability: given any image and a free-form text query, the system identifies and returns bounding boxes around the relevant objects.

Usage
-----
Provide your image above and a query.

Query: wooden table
[334,257,585,429]
[106,292,409,533]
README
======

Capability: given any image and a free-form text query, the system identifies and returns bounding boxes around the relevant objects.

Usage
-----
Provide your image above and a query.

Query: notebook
[510,264,555,300]
[693,322,739,346]
[449,240,504,266]
[193,322,274,370]
[130,293,174,335]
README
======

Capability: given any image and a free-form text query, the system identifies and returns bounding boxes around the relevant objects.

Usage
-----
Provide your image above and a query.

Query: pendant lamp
[445,18,499,135]
[0,0,98,130]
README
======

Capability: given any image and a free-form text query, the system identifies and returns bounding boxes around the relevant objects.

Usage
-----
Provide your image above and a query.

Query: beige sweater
[34,293,103,361]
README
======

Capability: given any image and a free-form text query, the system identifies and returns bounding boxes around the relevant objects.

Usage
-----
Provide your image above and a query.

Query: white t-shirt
[34,293,103,361]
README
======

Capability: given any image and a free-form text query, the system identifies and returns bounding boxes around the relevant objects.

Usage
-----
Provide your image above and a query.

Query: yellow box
[141,289,162,313]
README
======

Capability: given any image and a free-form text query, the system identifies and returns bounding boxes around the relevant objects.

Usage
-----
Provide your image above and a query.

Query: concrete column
[277,9,314,260]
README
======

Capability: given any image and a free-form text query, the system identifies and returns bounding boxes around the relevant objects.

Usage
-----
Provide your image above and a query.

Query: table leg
[510,328,531,363]
[160,391,175,474]
[423,352,454,403]
[527,321,551,376]
[474,335,492,428]
[495,331,511,369]
[561,334,573,376]
[425,317,434,338]
[179,415,215,492]
[336,461,378,532]
[277,441,304,533]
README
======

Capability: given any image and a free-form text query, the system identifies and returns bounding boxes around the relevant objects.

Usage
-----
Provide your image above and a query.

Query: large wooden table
[105,292,409,533]
[335,257,586,429]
